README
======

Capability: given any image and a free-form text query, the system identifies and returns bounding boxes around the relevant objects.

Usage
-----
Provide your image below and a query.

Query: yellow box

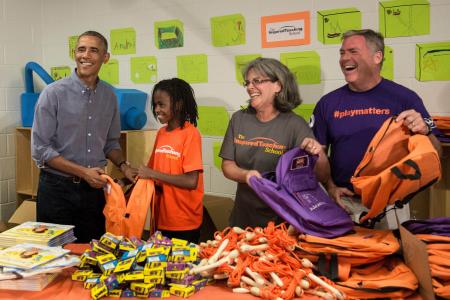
[144,266,165,276]
[84,277,100,289]
[80,251,98,266]
[91,283,108,300]
[144,275,165,285]
[114,256,136,273]
[136,248,147,263]
[171,238,188,246]
[169,284,195,298]
[93,241,114,254]
[97,253,117,265]
[108,289,122,297]
[130,282,155,294]
[125,270,145,281]
[99,232,121,250]
[147,246,170,256]
[71,269,93,281]
[145,261,167,269]
[165,268,189,280]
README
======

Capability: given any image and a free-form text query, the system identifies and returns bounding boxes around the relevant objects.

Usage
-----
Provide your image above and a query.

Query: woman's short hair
[243,57,302,112]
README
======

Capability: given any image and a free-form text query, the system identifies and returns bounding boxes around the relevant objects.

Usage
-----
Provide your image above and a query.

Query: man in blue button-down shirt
[32,31,137,242]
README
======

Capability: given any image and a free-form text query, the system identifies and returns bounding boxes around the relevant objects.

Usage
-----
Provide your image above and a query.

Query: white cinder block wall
[1,0,449,220]
[0,0,43,221]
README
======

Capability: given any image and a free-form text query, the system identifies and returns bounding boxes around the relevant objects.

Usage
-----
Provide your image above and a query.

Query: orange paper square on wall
[261,11,310,48]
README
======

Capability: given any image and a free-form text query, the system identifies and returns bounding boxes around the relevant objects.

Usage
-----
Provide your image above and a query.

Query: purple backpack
[402,217,450,237]
[249,148,353,238]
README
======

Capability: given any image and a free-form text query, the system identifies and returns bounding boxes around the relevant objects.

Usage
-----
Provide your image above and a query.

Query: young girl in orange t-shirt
[137,78,203,243]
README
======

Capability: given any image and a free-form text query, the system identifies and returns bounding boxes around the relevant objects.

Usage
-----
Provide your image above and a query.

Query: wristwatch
[424,120,433,136]
[118,160,131,169]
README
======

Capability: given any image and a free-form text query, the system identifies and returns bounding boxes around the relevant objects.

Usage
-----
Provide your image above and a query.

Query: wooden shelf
[16,128,40,198]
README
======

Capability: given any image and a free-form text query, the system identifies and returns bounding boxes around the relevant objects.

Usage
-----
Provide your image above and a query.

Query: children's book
[0,273,58,291]
[0,254,80,280]
[0,243,70,269]
[0,222,76,247]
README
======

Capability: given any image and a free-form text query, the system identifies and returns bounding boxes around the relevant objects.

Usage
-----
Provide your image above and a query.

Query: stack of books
[0,243,79,291]
[0,273,58,291]
[0,222,76,248]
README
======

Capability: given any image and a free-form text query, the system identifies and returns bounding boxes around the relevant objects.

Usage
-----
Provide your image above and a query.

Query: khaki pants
[340,196,410,230]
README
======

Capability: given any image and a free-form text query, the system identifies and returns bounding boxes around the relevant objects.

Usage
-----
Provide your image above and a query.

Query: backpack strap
[391,159,421,180]
[317,252,339,281]
[394,177,439,208]
[358,207,393,229]
[330,253,339,281]
[359,175,439,228]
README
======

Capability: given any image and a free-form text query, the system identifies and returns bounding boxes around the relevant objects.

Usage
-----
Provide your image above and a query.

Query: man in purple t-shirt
[312,29,442,228]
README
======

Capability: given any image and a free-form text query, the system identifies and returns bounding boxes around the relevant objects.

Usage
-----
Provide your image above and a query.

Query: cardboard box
[397,213,435,300]
[199,195,234,242]
[0,222,15,233]
[317,8,361,44]
[203,195,234,232]
[8,200,36,224]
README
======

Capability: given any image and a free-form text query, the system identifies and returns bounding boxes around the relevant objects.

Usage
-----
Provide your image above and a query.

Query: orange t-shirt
[148,122,204,230]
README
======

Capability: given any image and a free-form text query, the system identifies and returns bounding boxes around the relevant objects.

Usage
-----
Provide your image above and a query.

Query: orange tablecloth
[0,244,269,300]
[0,269,270,300]
[0,244,422,300]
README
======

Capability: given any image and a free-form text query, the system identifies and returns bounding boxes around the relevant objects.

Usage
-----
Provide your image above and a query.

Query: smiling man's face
[339,35,382,92]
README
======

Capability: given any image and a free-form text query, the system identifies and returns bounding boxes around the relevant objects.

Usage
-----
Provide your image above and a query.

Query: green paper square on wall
[155,20,184,49]
[317,8,361,44]
[110,27,136,55]
[131,56,157,84]
[177,54,208,83]
[99,59,119,85]
[68,35,78,60]
[211,14,246,47]
[293,103,316,123]
[213,141,223,170]
[235,54,261,85]
[280,51,321,84]
[51,66,71,80]
[379,0,430,38]
[381,46,394,80]
[415,41,450,81]
[197,106,229,137]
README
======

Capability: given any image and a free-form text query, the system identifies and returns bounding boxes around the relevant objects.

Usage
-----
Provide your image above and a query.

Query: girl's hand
[300,137,322,155]
[123,166,138,183]
[137,166,155,179]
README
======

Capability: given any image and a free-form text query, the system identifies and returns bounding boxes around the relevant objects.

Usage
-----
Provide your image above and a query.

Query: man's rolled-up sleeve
[31,88,60,167]
[104,95,121,155]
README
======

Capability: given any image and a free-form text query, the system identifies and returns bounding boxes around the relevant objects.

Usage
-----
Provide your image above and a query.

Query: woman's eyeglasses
[243,78,274,87]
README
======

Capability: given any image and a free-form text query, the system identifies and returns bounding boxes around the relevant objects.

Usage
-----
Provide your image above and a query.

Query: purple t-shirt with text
[312,78,434,190]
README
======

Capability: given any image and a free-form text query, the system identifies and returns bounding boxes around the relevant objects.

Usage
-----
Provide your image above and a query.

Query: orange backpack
[432,116,450,135]
[102,175,155,238]
[351,117,441,223]
[433,278,450,299]
[297,226,400,281]
[336,256,418,299]
[415,234,450,293]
